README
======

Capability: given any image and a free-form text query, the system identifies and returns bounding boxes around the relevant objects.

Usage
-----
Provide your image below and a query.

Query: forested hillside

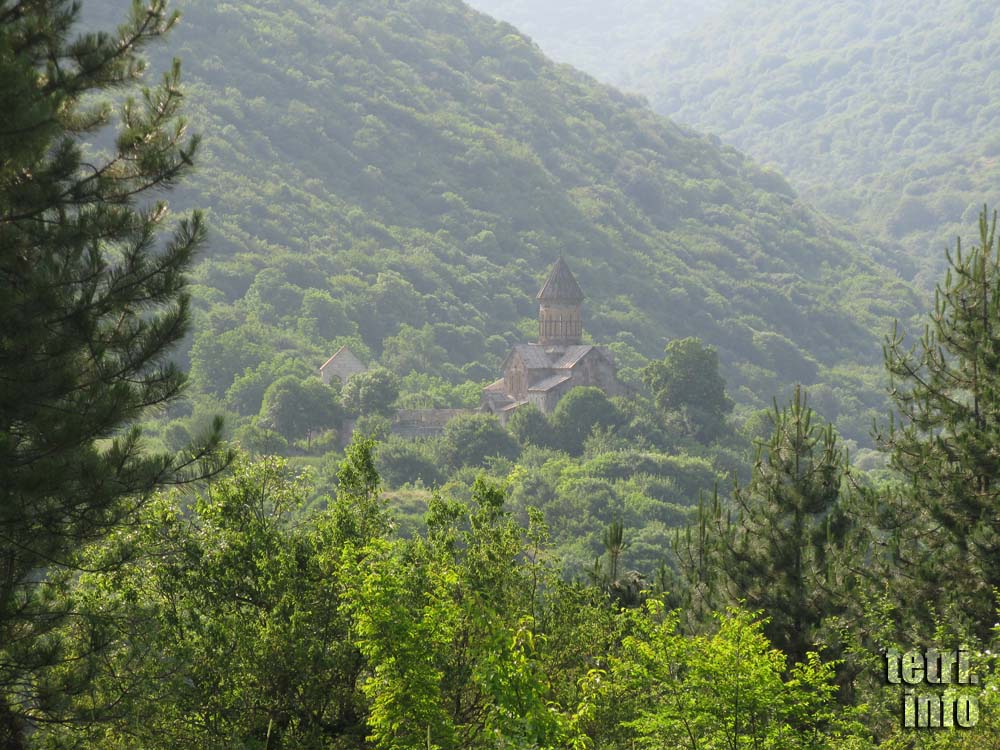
[84,0,918,444]
[634,0,1000,283]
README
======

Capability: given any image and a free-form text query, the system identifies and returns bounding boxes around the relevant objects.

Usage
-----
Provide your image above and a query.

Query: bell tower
[537,257,584,347]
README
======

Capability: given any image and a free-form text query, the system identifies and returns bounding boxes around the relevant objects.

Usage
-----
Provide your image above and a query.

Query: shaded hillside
[636,0,1000,284]
[86,0,920,440]
[464,0,725,83]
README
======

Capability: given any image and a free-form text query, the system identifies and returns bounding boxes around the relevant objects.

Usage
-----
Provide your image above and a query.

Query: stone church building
[482,258,624,422]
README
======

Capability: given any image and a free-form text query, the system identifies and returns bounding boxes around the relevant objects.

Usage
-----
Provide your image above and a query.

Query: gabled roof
[483,378,507,393]
[320,345,365,372]
[527,373,573,393]
[501,342,614,374]
[536,257,584,303]
[553,344,598,369]
[508,343,557,371]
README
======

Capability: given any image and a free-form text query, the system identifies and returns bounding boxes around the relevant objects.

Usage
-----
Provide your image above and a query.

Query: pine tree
[669,488,727,629]
[0,0,221,741]
[877,206,1000,638]
[589,519,646,607]
[706,388,850,664]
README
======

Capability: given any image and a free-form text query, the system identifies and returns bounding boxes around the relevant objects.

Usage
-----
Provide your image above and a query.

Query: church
[482,258,625,422]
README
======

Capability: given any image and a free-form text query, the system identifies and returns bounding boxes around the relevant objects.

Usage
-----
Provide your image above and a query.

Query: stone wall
[391,409,473,438]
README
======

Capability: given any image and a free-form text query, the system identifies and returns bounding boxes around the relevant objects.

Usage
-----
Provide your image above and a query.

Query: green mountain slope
[87,0,921,441]
[636,0,1000,283]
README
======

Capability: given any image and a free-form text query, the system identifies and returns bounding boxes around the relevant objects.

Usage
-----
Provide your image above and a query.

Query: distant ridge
[633,0,1000,283]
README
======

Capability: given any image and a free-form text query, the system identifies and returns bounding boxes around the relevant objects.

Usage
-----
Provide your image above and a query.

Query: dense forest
[637,0,1000,285]
[6,0,1000,748]
[470,0,1000,285]
[79,0,930,575]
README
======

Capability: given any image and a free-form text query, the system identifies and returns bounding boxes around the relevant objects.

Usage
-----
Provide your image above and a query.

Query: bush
[440,413,520,469]
[376,437,443,488]
[507,404,556,448]
[550,387,622,455]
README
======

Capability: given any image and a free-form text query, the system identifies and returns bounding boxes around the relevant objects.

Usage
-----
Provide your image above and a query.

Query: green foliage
[86,0,922,443]
[642,337,734,443]
[439,413,520,469]
[0,0,226,741]
[376,436,444,488]
[13,0,1000,746]
[589,519,648,607]
[692,388,851,665]
[396,372,481,409]
[611,602,871,750]
[506,403,557,448]
[634,0,1000,273]
[39,454,384,749]
[225,353,313,415]
[549,386,622,455]
[876,206,1000,638]
[466,0,725,84]
[381,323,450,376]
[298,288,358,342]
[341,367,400,418]
[752,331,820,384]
[353,413,394,442]
[234,417,290,456]
[39,440,883,749]
[163,422,193,453]
[259,374,343,443]
[330,461,592,749]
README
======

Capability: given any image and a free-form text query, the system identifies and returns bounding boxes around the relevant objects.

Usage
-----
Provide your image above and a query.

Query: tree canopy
[642,337,733,443]
[341,368,400,418]
[635,0,1000,279]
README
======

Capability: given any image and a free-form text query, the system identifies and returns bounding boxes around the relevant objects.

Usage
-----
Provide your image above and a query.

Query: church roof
[511,343,556,370]
[503,343,608,374]
[553,345,598,369]
[536,257,584,303]
[483,379,509,394]
[528,373,573,393]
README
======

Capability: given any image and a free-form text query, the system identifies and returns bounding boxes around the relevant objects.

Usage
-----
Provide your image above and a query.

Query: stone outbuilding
[319,346,367,386]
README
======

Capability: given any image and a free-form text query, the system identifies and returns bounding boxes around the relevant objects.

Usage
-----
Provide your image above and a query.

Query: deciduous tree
[341,367,400,417]
[549,386,621,455]
[641,337,733,443]
[439,412,520,469]
[259,375,343,445]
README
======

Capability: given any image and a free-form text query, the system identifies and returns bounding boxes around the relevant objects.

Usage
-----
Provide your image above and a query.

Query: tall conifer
[878,206,1000,638]
[0,1,221,740]
[719,387,849,664]
[674,388,851,662]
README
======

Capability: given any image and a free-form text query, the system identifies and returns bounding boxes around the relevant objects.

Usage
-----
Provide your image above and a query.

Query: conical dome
[536,257,584,303]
